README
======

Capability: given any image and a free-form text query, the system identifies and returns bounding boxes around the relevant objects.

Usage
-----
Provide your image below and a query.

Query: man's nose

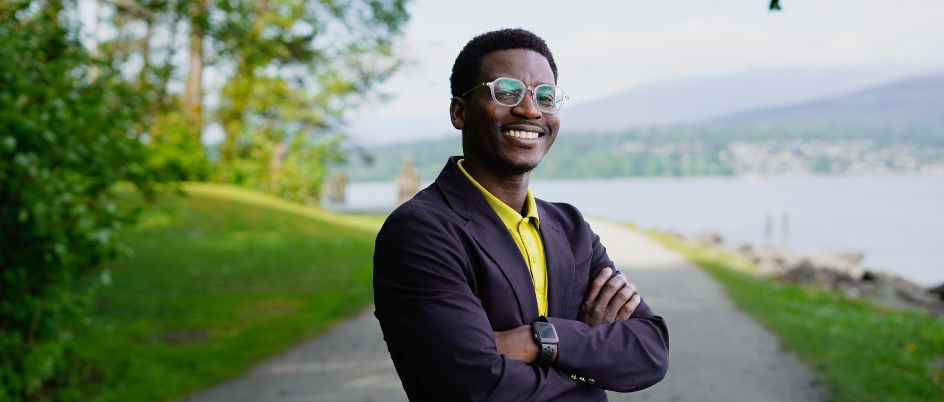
[511,89,543,119]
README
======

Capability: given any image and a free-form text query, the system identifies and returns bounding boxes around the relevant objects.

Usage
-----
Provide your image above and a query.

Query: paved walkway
[182,219,826,402]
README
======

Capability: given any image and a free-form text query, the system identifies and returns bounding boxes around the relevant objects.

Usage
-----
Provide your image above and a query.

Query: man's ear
[450,97,465,130]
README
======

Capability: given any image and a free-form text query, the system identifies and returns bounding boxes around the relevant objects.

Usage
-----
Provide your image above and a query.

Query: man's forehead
[479,49,555,82]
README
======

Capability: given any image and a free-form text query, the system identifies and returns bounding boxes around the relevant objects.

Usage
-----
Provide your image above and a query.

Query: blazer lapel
[435,156,537,320]
[539,212,576,318]
[465,203,538,320]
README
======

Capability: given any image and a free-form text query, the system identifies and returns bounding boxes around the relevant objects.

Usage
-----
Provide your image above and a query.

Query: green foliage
[216,75,348,204]
[0,1,153,399]
[142,110,210,182]
[0,0,408,398]
[344,137,462,183]
[648,231,944,401]
[213,0,410,203]
[64,184,381,401]
[96,0,411,200]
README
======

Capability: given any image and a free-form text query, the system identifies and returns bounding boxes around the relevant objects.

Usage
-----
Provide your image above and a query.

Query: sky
[347,0,944,126]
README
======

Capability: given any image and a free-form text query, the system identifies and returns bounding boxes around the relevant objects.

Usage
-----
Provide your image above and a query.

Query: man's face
[452,49,560,175]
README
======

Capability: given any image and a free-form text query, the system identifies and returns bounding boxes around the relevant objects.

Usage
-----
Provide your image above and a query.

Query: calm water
[344,175,944,286]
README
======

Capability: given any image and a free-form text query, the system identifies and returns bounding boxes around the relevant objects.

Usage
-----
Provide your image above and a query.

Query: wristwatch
[531,317,559,367]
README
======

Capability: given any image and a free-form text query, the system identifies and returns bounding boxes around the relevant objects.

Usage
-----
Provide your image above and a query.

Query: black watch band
[534,342,557,367]
[531,317,559,367]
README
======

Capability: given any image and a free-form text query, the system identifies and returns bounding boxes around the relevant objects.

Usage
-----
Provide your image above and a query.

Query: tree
[0,1,154,398]
[97,0,410,199]
[98,0,210,182]
[211,0,409,203]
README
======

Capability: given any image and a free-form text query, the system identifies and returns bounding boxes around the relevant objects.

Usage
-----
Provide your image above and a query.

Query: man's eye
[495,91,520,101]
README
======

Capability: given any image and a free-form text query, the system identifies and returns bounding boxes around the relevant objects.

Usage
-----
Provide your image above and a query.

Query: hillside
[716,75,944,127]
[67,184,383,401]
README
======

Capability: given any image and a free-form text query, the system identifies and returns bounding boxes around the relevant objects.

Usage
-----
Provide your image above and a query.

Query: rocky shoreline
[664,231,944,316]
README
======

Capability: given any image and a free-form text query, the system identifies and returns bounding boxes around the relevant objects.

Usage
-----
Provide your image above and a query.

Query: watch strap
[535,342,556,366]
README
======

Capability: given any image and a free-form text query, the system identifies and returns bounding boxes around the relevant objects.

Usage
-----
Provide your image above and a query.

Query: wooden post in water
[396,156,420,205]
[781,206,790,251]
[765,208,774,249]
[325,170,347,205]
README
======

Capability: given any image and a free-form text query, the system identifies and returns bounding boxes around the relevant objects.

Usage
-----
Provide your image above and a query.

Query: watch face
[535,322,559,343]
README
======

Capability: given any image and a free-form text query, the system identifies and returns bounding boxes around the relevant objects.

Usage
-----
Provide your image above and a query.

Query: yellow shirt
[457,160,548,316]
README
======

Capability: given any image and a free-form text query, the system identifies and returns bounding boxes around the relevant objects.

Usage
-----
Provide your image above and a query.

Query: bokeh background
[2,0,943,401]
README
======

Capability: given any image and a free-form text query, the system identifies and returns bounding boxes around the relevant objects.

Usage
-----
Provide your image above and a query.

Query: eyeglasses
[460,77,569,114]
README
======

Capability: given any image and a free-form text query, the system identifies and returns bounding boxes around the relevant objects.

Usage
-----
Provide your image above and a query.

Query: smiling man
[373,28,669,401]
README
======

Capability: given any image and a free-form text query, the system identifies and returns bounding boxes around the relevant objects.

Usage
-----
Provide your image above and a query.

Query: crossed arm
[374,209,669,400]
[494,267,642,364]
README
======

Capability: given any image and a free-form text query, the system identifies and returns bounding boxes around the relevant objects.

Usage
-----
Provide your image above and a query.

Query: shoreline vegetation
[339,125,944,183]
[64,184,383,401]
[645,229,944,401]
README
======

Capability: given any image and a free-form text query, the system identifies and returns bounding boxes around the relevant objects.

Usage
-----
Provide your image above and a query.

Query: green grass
[65,183,384,401]
[646,230,944,402]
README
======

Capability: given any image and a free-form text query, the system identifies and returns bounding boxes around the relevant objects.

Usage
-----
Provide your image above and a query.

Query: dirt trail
[182,219,825,402]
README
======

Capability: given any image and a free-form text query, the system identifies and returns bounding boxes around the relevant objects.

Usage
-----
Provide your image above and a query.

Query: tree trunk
[184,0,206,136]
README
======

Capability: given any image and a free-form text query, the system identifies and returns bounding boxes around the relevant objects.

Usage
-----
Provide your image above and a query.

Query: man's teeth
[504,130,540,139]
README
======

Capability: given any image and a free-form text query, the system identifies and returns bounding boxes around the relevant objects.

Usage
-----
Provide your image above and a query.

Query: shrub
[0,1,152,399]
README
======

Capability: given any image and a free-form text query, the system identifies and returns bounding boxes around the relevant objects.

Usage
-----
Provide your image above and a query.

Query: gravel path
[181,219,826,402]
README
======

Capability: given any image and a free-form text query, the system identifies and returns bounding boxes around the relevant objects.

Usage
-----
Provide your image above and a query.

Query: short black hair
[450,28,558,98]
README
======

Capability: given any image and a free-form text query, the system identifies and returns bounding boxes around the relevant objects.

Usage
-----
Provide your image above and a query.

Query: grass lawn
[64,183,384,401]
[646,231,944,401]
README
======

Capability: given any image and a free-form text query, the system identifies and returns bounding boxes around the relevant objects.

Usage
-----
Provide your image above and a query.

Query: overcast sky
[349,0,944,121]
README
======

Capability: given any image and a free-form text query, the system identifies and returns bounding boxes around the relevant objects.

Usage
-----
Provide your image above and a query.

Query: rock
[780,260,856,290]
[930,283,944,302]
[859,271,944,316]
[896,288,944,316]
[755,258,784,277]
[802,251,865,280]
[663,226,943,316]
[691,232,723,247]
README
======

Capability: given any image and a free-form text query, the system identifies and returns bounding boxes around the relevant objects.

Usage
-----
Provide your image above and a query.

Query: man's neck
[461,158,530,215]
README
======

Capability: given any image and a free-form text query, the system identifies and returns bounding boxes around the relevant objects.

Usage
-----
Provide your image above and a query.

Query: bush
[144,110,210,183]
[0,2,152,399]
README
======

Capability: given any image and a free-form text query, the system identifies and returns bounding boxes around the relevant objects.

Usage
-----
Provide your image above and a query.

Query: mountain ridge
[343,64,944,144]
[709,75,944,127]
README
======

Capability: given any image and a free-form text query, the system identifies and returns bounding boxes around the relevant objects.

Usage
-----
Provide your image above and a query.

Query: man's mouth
[503,129,541,140]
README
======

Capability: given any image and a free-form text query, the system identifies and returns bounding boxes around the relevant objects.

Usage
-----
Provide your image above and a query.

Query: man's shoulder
[534,198,587,229]
[381,182,459,231]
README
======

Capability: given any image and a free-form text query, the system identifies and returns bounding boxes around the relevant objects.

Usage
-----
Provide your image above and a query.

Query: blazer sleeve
[373,208,590,401]
[546,220,670,392]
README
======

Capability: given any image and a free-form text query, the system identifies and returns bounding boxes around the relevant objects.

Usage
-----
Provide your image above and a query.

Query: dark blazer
[374,156,669,401]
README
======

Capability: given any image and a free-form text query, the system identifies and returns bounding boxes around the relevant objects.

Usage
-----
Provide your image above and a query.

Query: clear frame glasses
[460,77,569,114]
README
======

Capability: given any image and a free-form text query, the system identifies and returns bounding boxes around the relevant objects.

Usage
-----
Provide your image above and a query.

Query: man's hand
[494,267,640,364]
[577,267,641,327]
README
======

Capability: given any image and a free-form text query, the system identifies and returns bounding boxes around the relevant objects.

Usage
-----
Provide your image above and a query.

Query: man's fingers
[604,282,634,321]
[583,267,612,306]
[617,294,641,321]
[592,275,625,322]
[596,275,626,305]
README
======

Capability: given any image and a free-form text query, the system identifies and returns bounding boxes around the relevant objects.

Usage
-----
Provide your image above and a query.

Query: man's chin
[510,160,539,175]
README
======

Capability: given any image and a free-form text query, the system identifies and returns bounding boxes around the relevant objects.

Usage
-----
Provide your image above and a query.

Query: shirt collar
[456,159,540,230]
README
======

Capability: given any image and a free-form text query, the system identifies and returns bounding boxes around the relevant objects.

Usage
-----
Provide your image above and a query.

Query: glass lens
[534,85,564,112]
[491,78,525,106]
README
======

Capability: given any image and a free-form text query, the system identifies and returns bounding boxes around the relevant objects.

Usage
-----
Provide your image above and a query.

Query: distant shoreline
[338,176,944,286]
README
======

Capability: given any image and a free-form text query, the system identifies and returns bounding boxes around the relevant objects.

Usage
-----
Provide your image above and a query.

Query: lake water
[343,175,944,286]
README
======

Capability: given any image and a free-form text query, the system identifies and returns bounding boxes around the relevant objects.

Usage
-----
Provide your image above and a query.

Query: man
[374,28,669,401]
